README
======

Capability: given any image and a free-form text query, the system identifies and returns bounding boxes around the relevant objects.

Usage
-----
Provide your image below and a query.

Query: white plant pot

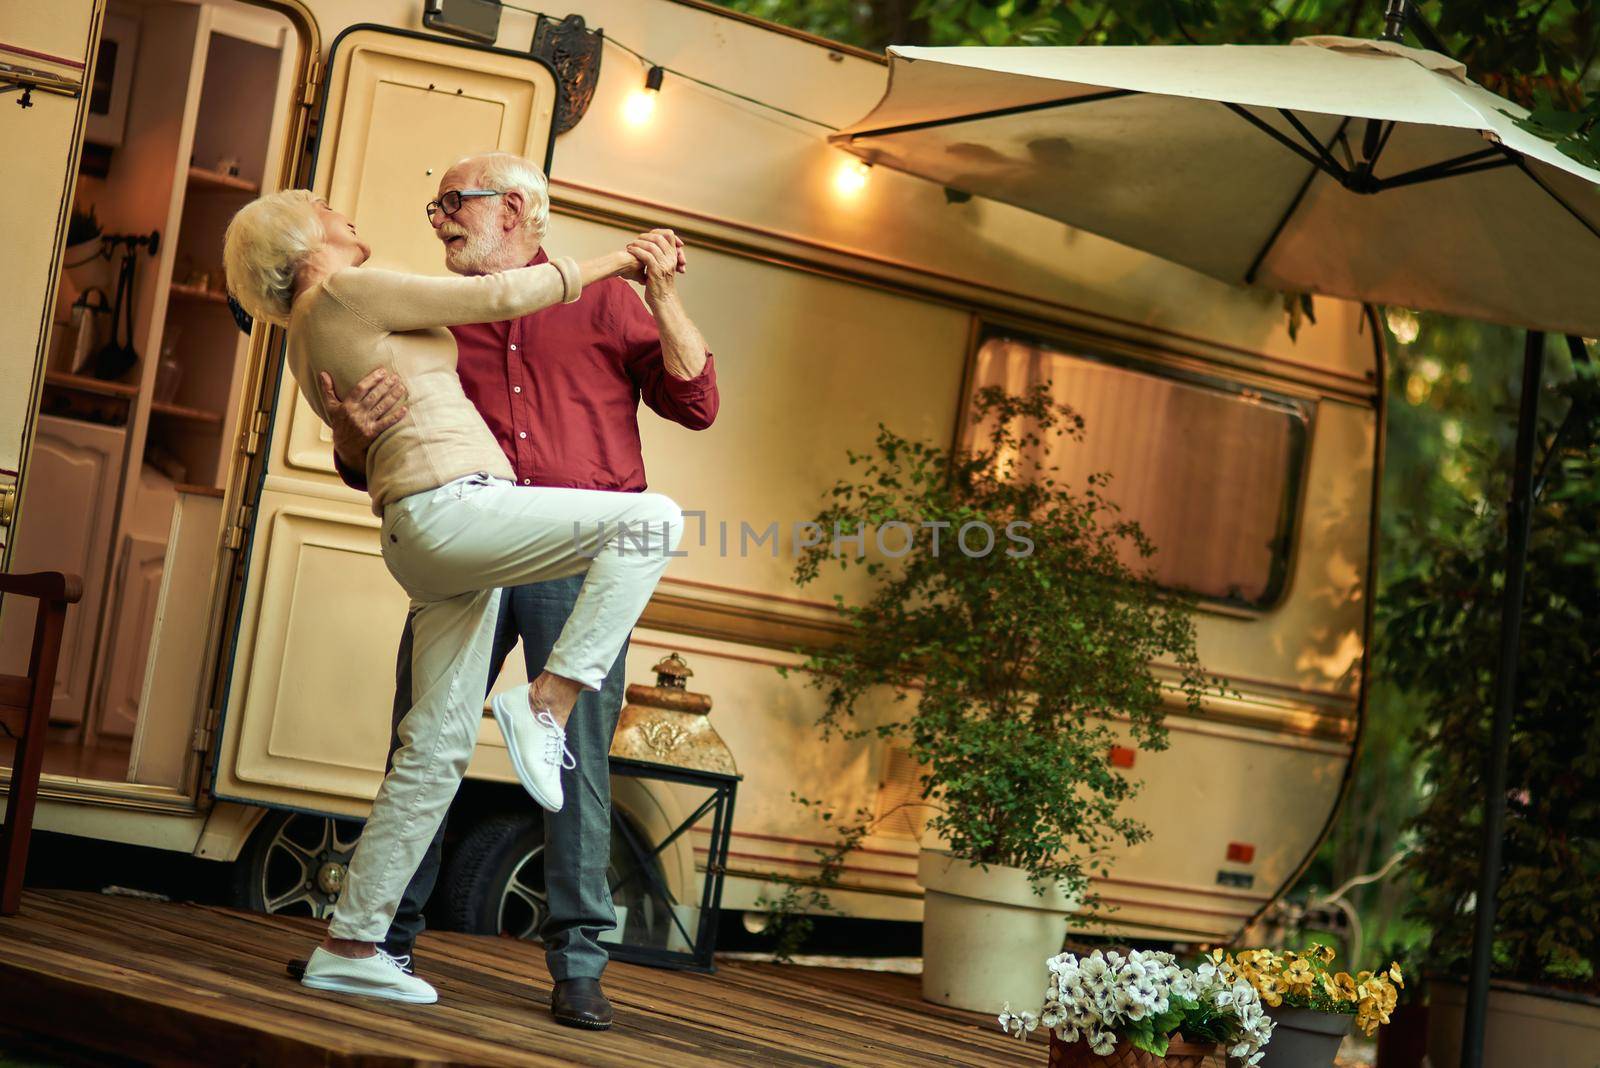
[918,849,1078,1015]
[1427,977,1600,1068]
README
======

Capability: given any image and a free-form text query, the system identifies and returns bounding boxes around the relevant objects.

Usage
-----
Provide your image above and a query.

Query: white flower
[998,1005,1039,1039]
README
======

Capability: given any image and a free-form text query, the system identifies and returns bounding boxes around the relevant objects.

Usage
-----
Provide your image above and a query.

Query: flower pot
[917,849,1077,1014]
[1426,977,1600,1068]
[1049,1034,1217,1068]
[1240,1005,1351,1067]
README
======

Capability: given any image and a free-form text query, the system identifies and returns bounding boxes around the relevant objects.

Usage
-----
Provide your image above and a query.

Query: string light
[501,2,880,199]
[834,157,871,196]
[624,64,664,126]
[501,1,839,131]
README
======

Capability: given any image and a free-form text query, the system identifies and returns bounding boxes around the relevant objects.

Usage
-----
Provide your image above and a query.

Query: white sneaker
[301,946,438,1004]
[491,687,575,813]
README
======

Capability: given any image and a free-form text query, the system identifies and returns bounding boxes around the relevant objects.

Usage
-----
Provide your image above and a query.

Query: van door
[0,3,102,568]
[209,28,558,816]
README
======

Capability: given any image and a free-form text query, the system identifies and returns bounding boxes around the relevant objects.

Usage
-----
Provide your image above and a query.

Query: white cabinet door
[94,534,167,741]
[0,416,125,726]
[210,29,558,816]
[127,490,225,787]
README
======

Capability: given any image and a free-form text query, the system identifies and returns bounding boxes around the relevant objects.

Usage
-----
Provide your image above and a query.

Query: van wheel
[439,809,669,945]
[231,810,364,919]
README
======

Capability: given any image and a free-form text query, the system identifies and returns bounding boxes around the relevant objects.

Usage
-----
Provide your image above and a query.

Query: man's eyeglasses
[424,188,505,222]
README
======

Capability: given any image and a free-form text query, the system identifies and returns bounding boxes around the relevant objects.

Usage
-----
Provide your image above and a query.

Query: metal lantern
[609,652,738,775]
[607,653,740,971]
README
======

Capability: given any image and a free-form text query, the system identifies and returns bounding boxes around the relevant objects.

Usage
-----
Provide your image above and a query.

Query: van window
[962,329,1311,609]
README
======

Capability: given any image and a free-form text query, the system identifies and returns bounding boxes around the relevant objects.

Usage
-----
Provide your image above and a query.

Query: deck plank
[0,890,1037,1067]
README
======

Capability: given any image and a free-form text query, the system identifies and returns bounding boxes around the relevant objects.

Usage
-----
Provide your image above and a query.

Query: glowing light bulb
[624,65,664,127]
[834,158,871,196]
[624,91,657,125]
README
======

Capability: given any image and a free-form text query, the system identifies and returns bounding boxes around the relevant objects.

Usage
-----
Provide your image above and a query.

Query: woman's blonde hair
[223,189,324,325]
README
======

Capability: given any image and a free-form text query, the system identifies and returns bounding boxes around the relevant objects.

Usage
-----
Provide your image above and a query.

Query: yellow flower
[1323,971,1358,1004]
[1284,959,1319,1000]
[1228,944,1405,1031]
[1354,980,1397,1037]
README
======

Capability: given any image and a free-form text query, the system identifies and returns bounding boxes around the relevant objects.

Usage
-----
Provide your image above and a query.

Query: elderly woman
[223,190,684,1005]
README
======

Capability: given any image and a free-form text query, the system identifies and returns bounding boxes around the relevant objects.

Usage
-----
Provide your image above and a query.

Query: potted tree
[1000,948,1276,1066]
[790,385,1209,1014]
[1383,369,1600,1065]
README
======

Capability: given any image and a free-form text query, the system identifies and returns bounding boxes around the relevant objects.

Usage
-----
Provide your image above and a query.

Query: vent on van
[873,745,931,841]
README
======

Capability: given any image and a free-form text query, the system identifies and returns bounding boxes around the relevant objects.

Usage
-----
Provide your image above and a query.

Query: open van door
[209,28,558,816]
[0,3,102,569]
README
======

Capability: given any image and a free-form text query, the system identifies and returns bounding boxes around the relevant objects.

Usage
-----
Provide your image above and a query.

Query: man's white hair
[465,152,550,240]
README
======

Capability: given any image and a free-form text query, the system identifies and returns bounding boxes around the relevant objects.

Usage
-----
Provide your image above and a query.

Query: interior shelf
[173,483,225,498]
[45,371,140,398]
[187,166,259,194]
[150,400,224,425]
[169,282,230,304]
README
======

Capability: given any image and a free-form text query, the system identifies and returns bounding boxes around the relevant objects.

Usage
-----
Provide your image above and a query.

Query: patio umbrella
[832,26,1600,1068]
[831,36,1600,336]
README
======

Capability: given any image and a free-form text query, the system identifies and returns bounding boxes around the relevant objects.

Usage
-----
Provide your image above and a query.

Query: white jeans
[328,473,684,941]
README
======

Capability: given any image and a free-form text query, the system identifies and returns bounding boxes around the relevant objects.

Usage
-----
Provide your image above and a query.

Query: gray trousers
[379,575,629,980]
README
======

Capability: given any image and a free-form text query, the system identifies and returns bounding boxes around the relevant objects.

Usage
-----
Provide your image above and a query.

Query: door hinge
[244,408,271,455]
[0,473,16,528]
[224,504,255,551]
[300,56,322,107]
[191,718,216,753]
[241,409,271,456]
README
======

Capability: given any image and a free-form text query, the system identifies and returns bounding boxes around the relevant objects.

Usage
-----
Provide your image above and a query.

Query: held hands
[319,368,407,472]
[620,228,687,308]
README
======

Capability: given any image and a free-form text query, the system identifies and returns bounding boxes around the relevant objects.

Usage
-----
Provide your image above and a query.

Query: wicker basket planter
[1048,1034,1217,1068]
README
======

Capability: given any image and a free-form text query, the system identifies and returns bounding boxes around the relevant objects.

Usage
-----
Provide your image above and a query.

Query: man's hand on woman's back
[320,368,408,474]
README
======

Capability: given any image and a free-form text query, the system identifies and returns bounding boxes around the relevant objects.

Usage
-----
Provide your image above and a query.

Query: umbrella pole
[1461,328,1544,1068]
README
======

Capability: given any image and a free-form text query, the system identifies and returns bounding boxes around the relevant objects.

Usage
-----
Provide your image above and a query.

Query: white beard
[441,223,512,275]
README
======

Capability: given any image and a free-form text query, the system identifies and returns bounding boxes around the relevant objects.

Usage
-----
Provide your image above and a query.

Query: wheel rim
[497,843,549,940]
[257,813,363,918]
[492,818,666,945]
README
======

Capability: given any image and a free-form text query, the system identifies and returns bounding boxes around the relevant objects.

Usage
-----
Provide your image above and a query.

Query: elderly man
[320,151,717,1029]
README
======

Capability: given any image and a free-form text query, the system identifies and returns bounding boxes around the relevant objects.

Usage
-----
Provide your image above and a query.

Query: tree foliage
[1386,360,1600,990]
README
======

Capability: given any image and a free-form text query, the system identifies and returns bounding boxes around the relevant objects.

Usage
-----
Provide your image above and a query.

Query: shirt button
[513,386,522,394]
[522,479,531,485]
[518,431,527,439]
[510,344,518,351]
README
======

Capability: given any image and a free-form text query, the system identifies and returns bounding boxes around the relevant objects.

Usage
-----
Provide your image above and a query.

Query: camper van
[1,0,1379,948]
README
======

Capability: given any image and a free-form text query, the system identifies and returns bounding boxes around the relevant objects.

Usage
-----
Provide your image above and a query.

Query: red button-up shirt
[338,250,718,492]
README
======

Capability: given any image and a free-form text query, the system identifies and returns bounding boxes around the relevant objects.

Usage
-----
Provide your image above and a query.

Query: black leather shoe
[550,978,613,1030]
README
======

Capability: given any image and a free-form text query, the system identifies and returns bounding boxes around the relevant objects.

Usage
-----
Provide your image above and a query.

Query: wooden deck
[0,890,1036,1067]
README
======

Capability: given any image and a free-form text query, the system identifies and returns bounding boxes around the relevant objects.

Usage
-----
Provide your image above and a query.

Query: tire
[439,812,548,939]
[231,809,365,919]
[438,807,672,946]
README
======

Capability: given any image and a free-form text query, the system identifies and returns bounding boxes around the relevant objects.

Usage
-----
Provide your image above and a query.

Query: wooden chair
[0,571,82,916]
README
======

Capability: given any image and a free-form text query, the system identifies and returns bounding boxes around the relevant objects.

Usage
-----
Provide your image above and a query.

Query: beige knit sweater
[286,257,582,512]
